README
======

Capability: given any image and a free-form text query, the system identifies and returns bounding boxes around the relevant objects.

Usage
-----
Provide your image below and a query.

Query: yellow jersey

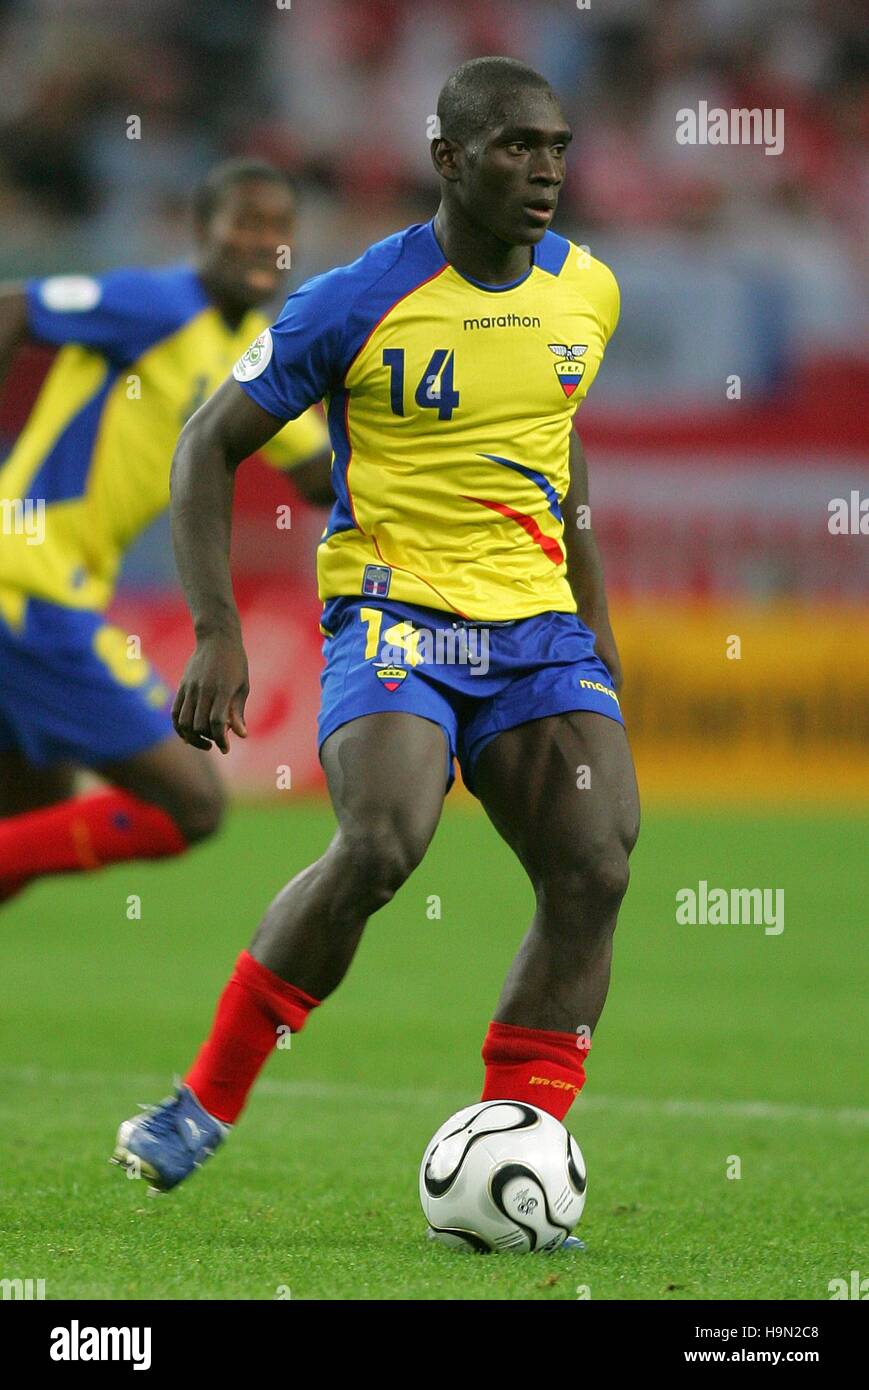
[233,219,618,621]
[0,266,328,629]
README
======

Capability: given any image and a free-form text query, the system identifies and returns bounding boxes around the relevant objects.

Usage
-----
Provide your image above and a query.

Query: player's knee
[337,822,424,910]
[359,831,418,904]
[171,777,226,845]
[539,847,631,914]
[570,812,638,907]
[584,851,631,907]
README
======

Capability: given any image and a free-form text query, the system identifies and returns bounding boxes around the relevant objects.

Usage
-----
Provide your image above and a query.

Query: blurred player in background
[114,58,640,1196]
[0,158,332,904]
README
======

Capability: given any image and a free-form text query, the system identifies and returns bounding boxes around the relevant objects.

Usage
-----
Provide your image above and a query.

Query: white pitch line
[0,1065,866,1127]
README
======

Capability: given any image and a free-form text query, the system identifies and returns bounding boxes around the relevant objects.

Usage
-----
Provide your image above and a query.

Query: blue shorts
[317,596,624,794]
[0,598,174,768]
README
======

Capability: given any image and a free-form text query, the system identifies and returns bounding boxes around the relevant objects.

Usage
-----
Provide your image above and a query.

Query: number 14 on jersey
[382,348,460,420]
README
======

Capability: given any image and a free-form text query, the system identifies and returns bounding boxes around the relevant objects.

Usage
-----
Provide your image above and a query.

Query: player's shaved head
[437,56,556,151]
[431,57,569,257]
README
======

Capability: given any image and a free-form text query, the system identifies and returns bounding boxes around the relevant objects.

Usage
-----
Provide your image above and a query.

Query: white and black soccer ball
[419,1101,587,1254]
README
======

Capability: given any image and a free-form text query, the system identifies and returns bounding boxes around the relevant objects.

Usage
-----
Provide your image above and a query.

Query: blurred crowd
[0,0,865,280]
[0,1,864,601]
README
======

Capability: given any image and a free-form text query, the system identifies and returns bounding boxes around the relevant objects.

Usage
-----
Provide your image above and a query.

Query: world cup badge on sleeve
[233,329,273,382]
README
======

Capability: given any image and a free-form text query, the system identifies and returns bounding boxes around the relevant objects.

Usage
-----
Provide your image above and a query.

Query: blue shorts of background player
[0,598,225,904]
[317,596,625,795]
[0,599,174,766]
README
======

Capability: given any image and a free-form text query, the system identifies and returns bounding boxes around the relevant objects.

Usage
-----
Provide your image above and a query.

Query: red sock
[185,950,320,1124]
[480,1020,590,1122]
[0,789,186,889]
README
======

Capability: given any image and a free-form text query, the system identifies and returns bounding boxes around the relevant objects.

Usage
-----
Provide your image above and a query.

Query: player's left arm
[563,429,622,692]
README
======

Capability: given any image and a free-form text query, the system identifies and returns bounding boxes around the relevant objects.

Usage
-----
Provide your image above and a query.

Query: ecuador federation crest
[376,665,407,693]
[549,343,588,397]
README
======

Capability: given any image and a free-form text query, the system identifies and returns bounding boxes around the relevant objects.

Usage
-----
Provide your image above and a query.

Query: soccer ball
[419,1100,587,1253]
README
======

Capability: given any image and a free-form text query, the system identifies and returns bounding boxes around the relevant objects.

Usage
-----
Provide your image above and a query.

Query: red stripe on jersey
[459,496,565,566]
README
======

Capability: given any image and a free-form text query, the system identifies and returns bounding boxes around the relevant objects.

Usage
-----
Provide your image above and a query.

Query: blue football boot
[111,1082,229,1192]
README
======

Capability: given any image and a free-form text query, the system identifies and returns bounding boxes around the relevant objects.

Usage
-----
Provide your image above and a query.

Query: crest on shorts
[548,343,587,397]
[376,665,407,693]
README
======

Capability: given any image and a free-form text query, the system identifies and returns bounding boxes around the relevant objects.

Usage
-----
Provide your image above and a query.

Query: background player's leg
[0,750,76,814]
[0,604,224,893]
[182,712,449,1125]
[101,733,225,845]
[0,736,224,896]
[473,710,639,1118]
[0,751,78,900]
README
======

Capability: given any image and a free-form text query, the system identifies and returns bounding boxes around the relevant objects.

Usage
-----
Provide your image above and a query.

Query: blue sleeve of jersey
[233,268,350,421]
[25,268,198,363]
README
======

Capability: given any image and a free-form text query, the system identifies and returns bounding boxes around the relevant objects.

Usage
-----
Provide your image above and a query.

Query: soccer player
[114,58,640,1195]
[0,159,332,903]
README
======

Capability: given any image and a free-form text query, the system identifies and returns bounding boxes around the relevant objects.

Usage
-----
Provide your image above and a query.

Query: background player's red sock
[185,950,320,1123]
[0,788,186,890]
[480,1020,590,1122]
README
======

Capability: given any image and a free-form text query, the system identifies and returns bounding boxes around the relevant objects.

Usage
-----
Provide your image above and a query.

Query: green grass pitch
[0,801,865,1301]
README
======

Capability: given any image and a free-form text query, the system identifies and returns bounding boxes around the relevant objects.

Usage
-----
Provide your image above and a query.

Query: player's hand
[172,633,250,754]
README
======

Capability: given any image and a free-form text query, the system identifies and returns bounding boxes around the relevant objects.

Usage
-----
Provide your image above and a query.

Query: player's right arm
[0,286,29,389]
[170,380,288,754]
[172,254,367,752]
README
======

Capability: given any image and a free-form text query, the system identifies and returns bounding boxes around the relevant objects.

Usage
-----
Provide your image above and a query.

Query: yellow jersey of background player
[0,159,331,901]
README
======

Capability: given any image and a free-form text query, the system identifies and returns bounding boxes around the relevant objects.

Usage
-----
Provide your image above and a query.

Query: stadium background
[1,0,866,804]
